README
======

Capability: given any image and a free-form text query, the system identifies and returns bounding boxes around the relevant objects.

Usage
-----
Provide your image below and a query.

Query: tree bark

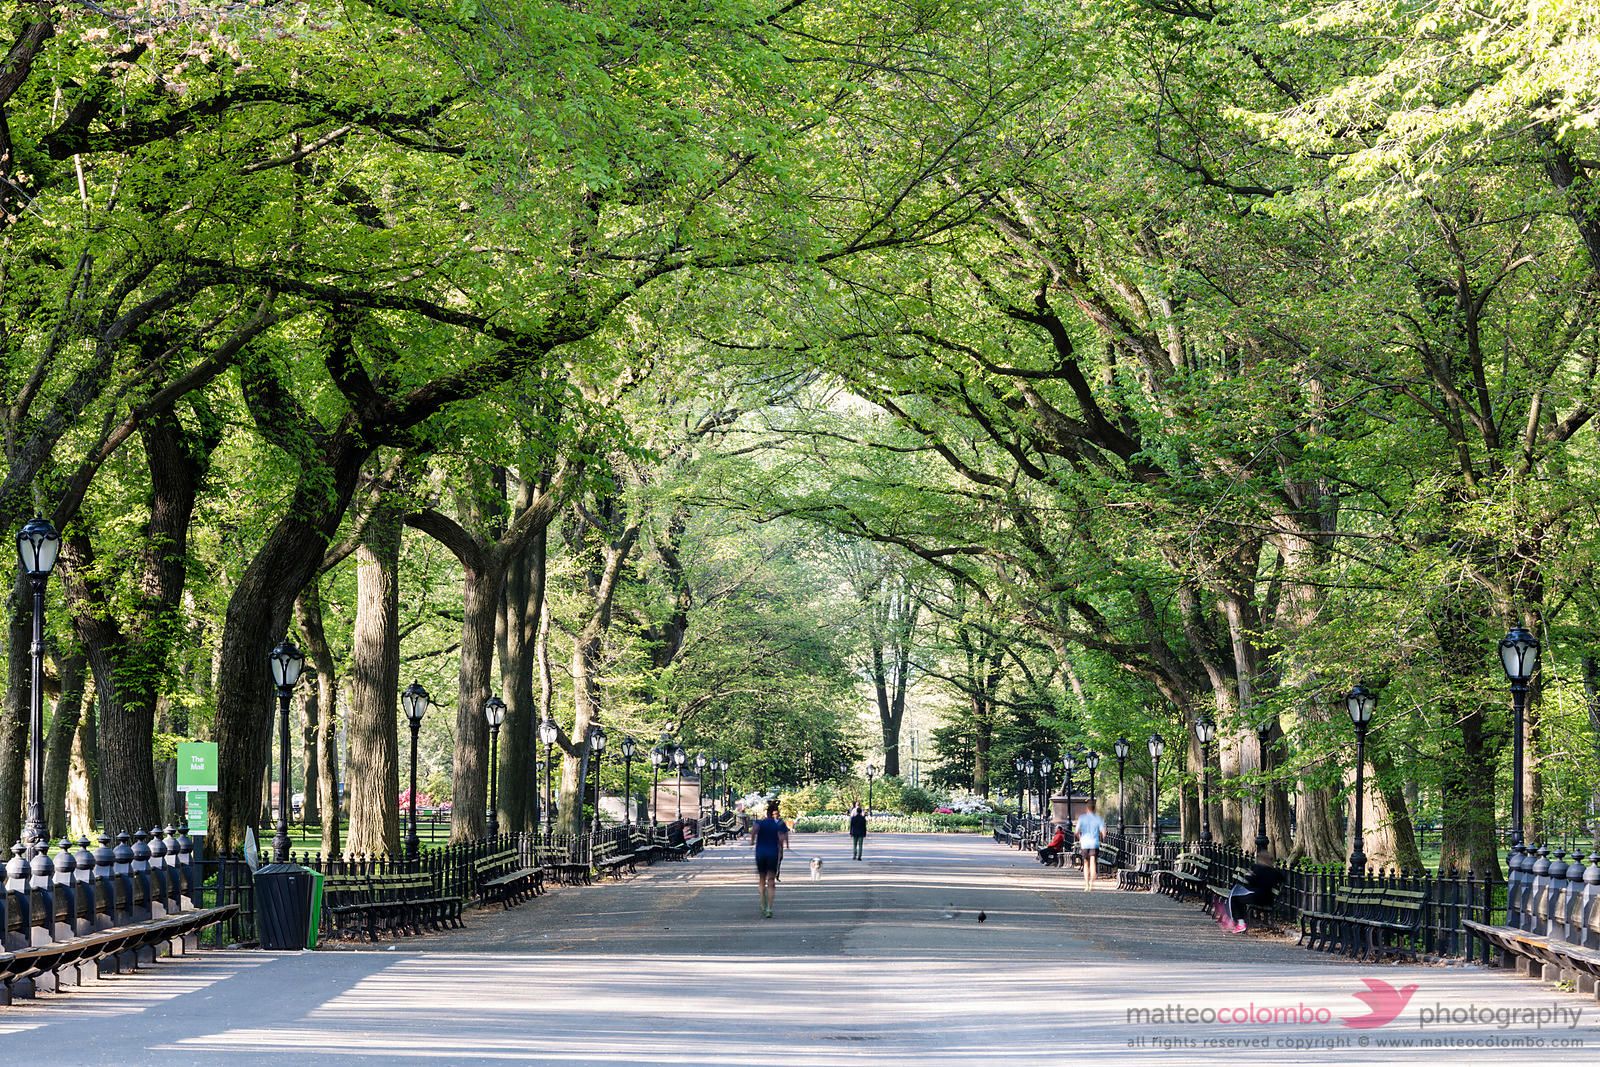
[68,694,97,839]
[346,509,403,857]
[297,587,342,857]
[0,574,31,846]
[498,510,547,833]
[43,643,86,839]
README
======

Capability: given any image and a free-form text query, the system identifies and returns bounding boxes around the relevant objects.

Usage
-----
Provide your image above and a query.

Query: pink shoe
[1232,921,1246,933]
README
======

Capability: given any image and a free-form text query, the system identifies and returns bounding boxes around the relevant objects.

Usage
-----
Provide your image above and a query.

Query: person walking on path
[753,799,789,918]
[848,802,868,860]
[1074,801,1105,891]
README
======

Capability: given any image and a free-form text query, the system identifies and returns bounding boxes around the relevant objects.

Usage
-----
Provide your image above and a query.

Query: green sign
[176,741,218,792]
[185,790,209,835]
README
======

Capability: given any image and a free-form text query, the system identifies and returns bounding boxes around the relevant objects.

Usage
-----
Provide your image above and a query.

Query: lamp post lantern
[1114,738,1130,835]
[1194,719,1215,844]
[588,724,607,833]
[401,681,429,860]
[538,714,558,842]
[1345,684,1376,875]
[1254,722,1272,854]
[621,736,636,827]
[649,745,665,829]
[1500,625,1541,853]
[483,696,506,839]
[1148,733,1165,847]
[866,763,877,814]
[16,517,59,851]
[1086,751,1100,810]
[672,744,687,820]
[267,639,305,864]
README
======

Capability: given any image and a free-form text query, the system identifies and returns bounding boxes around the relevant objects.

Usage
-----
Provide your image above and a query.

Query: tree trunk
[346,512,402,856]
[1363,740,1424,871]
[498,520,547,833]
[0,574,31,846]
[43,644,87,840]
[451,561,500,841]
[295,586,340,855]
[300,683,320,829]
[212,437,368,851]
[68,695,97,839]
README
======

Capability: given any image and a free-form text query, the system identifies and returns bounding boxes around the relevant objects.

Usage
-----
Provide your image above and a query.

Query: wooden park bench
[536,842,591,885]
[473,849,542,908]
[323,871,463,940]
[592,838,637,880]
[1157,852,1208,902]
[1463,861,1600,989]
[1,831,235,1003]
[1299,884,1424,959]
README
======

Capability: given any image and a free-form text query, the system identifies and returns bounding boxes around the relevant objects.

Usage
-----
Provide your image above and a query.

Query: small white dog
[810,857,823,882]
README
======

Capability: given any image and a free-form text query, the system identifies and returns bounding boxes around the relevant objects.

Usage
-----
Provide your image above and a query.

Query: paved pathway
[1,833,1594,1063]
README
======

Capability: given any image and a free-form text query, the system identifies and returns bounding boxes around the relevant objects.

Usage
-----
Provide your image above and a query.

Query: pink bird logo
[1341,978,1419,1029]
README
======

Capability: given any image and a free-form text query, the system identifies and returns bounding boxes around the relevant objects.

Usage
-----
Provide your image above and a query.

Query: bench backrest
[473,850,519,876]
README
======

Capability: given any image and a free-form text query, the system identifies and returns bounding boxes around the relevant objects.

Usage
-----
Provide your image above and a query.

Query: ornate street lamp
[1062,751,1076,815]
[1039,757,1054,823]
[1114,738,1130,835]
[719,757,731,812]
[1013,754,1026,818]
[267,639,305,864]
[484,696,506,838]
[694,751,707,816]
[538,714,559,842]
[1194,719,1215,845]
[1255,721,1272,854]
[588,724,607,833]
[866,762,877,814]
[1345,684,1376,875]
[16,517,59,852]
[1500,624,1541,853]
[621,736,637,827]
[1148,733,1165,848]
[648,744,665,830]
[672,744,687,820]
[401,681,429,860]
[1086,750,1100,809]
[1021,758,1033,826]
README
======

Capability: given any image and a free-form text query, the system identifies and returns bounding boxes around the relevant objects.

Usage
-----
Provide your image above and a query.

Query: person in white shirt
[1075,801,1106,891]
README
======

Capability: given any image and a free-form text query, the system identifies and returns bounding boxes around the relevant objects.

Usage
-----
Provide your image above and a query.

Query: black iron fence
[194,817,707,945]
[1041,830,1499,963]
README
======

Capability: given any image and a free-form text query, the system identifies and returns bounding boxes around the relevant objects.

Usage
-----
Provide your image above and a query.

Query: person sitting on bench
[1037,825,1068,866]
[1217,850,1282,933]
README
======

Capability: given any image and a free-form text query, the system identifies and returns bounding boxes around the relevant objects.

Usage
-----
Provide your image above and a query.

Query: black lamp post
[720,757,731,812]
[1013,755,1025,818]
[1039,757,1053,823]
[621,736,636,827]
[16,517,59,851]
[484,696,505,839]
[1148,733,1165,847]
[1114,737,1129,835]
[695,751,707,816]
[866,762,877,814]
[1345,684,1376,875]
[1062,751,1076,813]
[538,714,558,842]
[1086,750,1099,809]
[1254,722,1271,854]
[402,681,429,860]
[1500,625,1541,852]
[588,724,607,832]
[268,639,305,864]
[649,745,665,829]
[1194,719,1215,845]
[672,743,687,820]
